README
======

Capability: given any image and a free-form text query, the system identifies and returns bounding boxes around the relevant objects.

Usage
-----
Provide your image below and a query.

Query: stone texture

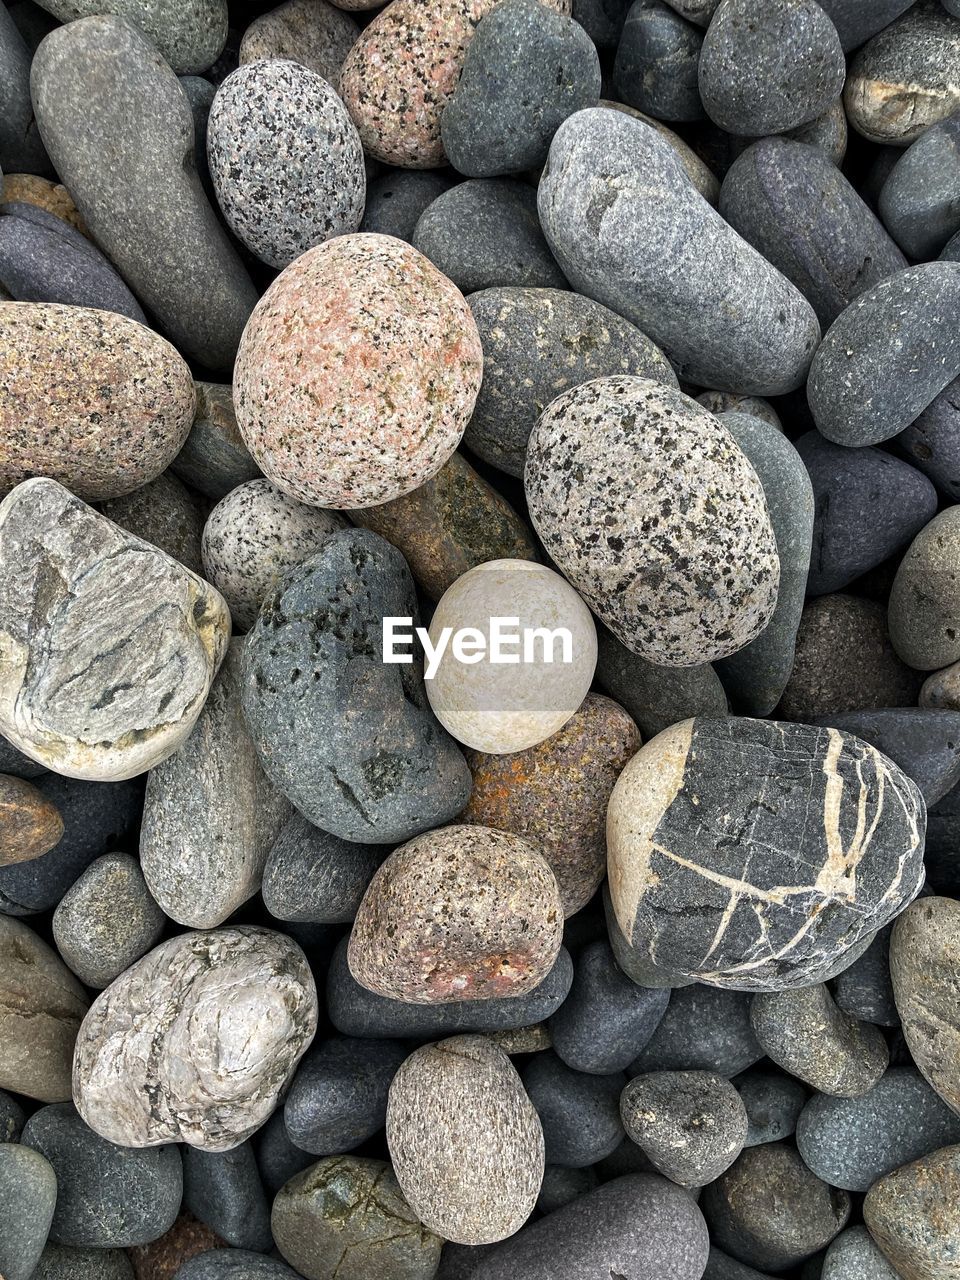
[72,927,318,1151]
[386,1036,544,1244]
[41,1245,137,1280]
[833,922,899,1026]
[600,99,720,201]
[1,174,86,233]
[574,0,631,45]
[813,707,960,806]
[238,0,359,88]
[614,0,704,122]
[99,472,205,577]
[522,1052,625,1167]
[702,1249,775,1280]
[736,1069,806,1147]
[0,772,62,865]
[895,376,960,502]
[621,1070,746,1188]
[889,507,960,670]
[0,1088,24,1142]
[864,1144,960,1280]
[172,384,261,502]
[0,4,50,173]
[284,1036,407,1155]
[818,0,914,51]
[0,1142,58,1280]
[821,1227,903,1280]
[360,170,454,241]
[880,115,960,258]
[922,660,960,710]
[536,1164,599,1214]
[262,813,384,924]
[33,0,227,74]
[182,1143,271,1252]
[128,1214,223,1280]
[630,985,762,1076]
[0,479,230,781]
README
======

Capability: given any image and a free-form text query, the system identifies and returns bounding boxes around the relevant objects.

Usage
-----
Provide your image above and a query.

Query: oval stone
[171,382,261,502]
[238,0,360,89]
[0,773,63,866]
[889,507,960,671]
[864,1144,960,1280]
[30,0,227,74]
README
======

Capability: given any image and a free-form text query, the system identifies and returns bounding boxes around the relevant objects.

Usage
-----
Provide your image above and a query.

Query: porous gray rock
[620,1071,748,1186]
[880,115,960,258]
[889,508,960,670]
[613,0,704,122]
[32,0,227,73]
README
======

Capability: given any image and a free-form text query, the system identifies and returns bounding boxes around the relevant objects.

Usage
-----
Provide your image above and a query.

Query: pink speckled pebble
[233,233,483,509]
[340,0,572,168]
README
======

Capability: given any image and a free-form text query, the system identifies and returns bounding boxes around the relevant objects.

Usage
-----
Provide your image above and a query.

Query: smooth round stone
[526,379,778,666]
[284,1036,407,1155]
[821,1227,903,1280]
[339,0,572,167]
[413,180,566,293]
[0,5,51,173]
[797,1066,960,1192]
[73,927,318,1150]
[599,99,720,202]
[31,17,258,372]
[864,1144,960,1280]
[0,479,230,782]
[596,626,727,741]
[235,234,481,509]
[0,1089,24,1142]
[614,0,704,121]
[0,773,62,865]
[702,1144,851,1273]
[33,0,226,73]
[631,986,762,1077]
[608,717,926,991]
[537,1164,599,1214]
[22,1103,182,1248]
[464,286,675,479]
[890,508,960,670]
[262,813,384,924]
[0,304,194,500]
[663,0,716,21]
[846,1,960,146]
[812,707,960,806]
[0,916,88,1102]
[818,0,914,51]
[172,383,261,502]
[833,923,899,1026]
[208,60,364,269]
[776,594,922,720]
[272,1155,442,1280]
[0,1142,57,1280]
[880,115,960,258]
[238,0,359,88]
[539,110,820,394]
[809,263,960,447]
[461,694,640,916]
[52,853,164,989]
[174,1250,297,1280]
[621,1071,747,1186]
[522,1052,625,1167]
[720,140,906,331]
[202,479,345,632]
[443,0,600,176]
[425,560,597,754]
[735,1069,807,1147]
[360,170,454,241]
[751,983,889,1097]
[897,375,960,502]
[255,1112,314,1199]
[182,1142,271,1252]
[387,1036,544,1245]
[99,472,205,576]
[470,1173,710,1280]
[348,824,563,1003]
[797,432,937,595]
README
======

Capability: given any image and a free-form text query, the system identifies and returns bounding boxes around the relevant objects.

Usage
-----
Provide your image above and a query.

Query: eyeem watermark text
[384,616,575,680]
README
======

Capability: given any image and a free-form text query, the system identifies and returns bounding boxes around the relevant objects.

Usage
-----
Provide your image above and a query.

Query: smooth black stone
[283,1036,407,1155]
[703,1247,776,1280]
[436,1243,499,1280]
[604,884,694,989]
[174,1251,300,1280]
[735,1069,807,1147]
[896,375,960,501]
[630,986,764,1078]
[0,1088,25,1141]
[0,732,47,778]
[923,778,960,894]
[0,2,50,172]
[536,1164,599,1214]
[614,0,704,122]
[573,0,631,47]
[182,1141,272,1252]
[521,1053,625,1168]
[811,707,960,806]
[261,813,385,924]
[832,923,899,1027]
[254,1110,314,1198]
[360,170,454,242]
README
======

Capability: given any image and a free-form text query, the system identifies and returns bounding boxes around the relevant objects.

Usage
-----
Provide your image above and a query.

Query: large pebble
[171,383,261,502]
[238,0,359,88]
[864,1144,960,1280]
[0,1142,57,1280]
[72,927,318,1150]
[880,115,960,258]
[613,0,704,122]
[99,472,205,577]
[600,98,720,200]
[262,813,384,924]
[0,5,50,172]
[182,1143,271,1252]
[620,1071,747,1186]
[284,1036,407,1155]
[596,625,728,739]
[32,0,227,74]
[889,507,960,670]
[631,985,762,1077]
[522,1052,625,1167]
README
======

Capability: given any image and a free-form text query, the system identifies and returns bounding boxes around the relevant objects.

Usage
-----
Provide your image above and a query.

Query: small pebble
[620,1071,748,1186]
[359,170,453,241]
[735,1069,807,1148]
[0,773,63,865]
[614,0,705,122]
[238,0,359,89]
[283,1036,407,1155]
[99,472,205,577]
[0,1142,58,1280]
[880,114,960,258]
[171,383,261,502]
[821,1226,903,1280]
[182,1143,272,1253]
[522,1052,625,1168]
[889,507,960,670]
[833,924,899,1027]
[261,812,384,924]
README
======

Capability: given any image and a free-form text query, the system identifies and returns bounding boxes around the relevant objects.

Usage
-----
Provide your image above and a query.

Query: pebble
[0,1089,24,1142]
[262,813,384,924]
[0,7,51,173]
[239,528,471,842]
[897,375,960,502]
[833,923,899,1026]
[52,853,165,989]
[0,1142,58,1280]
[620,1071,748,1186]
[33,0,227,74]
[600,99,720,200]
[37,1246,137,1280]
[539,109,820,394]
[348,823,563,1002]
[604,883,695,988]
[0,772,63,865]
[271,1155,443,1280]
[413,179,567,293]
[923,659,960,710]
[845,1,960,146]
[880,115,960,258]
[443,0,601,176]
[207,59,365,269]
[182,1143,272,1252]
[702,1249,775,1280]
[526,378,779,666]
[522,1052,625,1167]
[574,0,631,46]
[926,786,960,895]
[234,234,481,509]
[99,472,205,577]
[613,0,704,122]
[387,1036,544,1244]
[608,717,925,991]
[283,1036,407,1155]
[537,1164,599,1214]
[0,479,230,781]
[818,0,914,51]
[0,303,194,500]
[631,985,763,1077]
[812,707,960,806]
[889,507,960,670]
[702,1143,851,1272]
[171,383,261,502]
[864,1144,960,1280]
[751,984,890,1097]
[821,1226,903,1280]
[238,1,360,89]
[72,927,317,1150]
[171,1254,296,1280]
[31,16,258,371]
[1,173,86,234]
[735,1069,807,1147]
[360,170,453,241]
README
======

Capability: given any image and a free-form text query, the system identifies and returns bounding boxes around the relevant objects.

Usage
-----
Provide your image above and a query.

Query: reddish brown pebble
[348,823,564,1004]
[461,693,641,916]
[0,773,63,866]
[128,1212,224,1280]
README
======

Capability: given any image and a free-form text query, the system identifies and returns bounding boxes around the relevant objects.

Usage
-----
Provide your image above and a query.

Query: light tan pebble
[239,0,360,88]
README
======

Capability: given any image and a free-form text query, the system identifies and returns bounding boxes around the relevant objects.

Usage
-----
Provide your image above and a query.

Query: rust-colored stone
[0,773,63,865]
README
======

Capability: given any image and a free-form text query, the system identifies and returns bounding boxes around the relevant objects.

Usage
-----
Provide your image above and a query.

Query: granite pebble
[620,1071,748,1186]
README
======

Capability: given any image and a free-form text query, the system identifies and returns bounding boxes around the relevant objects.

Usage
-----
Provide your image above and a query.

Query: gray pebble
[614,0,704,122]
[735,1069,807,1147]
[98,471,205,576]
[183,1141,272,1252]
[811,707,960,806]
[522,1052,625,1168]
[663,0,717,22]
[238,0,359,89]
[0,1088,24,1142]
[0,1142,58,1280]
[536,1164,599,1214]
[631,985,763,1078]
[33,0,227,74]
[818,0,914,52]
[171,383,261,501]
[888,506,960,670]
[360,170,454,242]
[897,374,960,501]
[863,1143,960,1280]
[620,1071,747,1186]
[788,97,848,165]
[696,392,782,428]
[880,114,960,258]
[604,884,695,989]
[30,1245,135,1280]
[600,98,721,201]
[262,812,384,924]
[923,779,960,893]
[573,0,630,47]
[254,1111,314,1197]
[832,923,899,1026]
[820,1226,904,1280]
[175,1253,298,1280]
[703,1248,776,1280]
[180,74,216,195]
[0,3,50,172]
[283,1036,407,1155]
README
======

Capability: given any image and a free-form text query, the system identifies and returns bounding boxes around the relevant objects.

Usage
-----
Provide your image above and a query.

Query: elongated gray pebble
[880,115,960,258]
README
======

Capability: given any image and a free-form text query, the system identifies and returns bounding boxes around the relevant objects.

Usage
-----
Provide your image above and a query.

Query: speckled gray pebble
[735,1069,807,1148]
[172,383,261,501]
[183,1141,272,1251]
[821,1226,903,1280]
[537,1164,599,1214]
[631,985,763,1077]
[889,506,960,670]
[262,812,384,924]
[880,115,960,258]
[812,707,960,806]
[0,3,50,172]
[238,0,359,89]
[175,1252,299,1280]
[833,923,899,1026]
[207,59,364,269]
[620,1071,747,1186]
[614,0,704,121]
[539,108,820,393]
[32,0,228,74]
[897,374,960,502]
[522,1052,624,1168]
[98,471,205,576]
[180,74,216,195]
[0,1142,58,1280]
[360,171,453,242]
[284,1036,407,1156]
[596,626,727,741]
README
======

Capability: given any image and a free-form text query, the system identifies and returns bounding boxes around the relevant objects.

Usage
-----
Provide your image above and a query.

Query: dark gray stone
[818,0,914,51]
[573,0,630,47]
[0,2,50,172]
[0,1142,57,1280]
[888,505,960,669]
[183,1141,272,1252]
[31,1244,135,1280]
[413,179,567,294]
[171,382,261,502]
[98,471,204,576]
[21,1103,182,1248]
[821,1227,902,1280]
[536,1164,599,1214]
[703,1248,776,1280]
[735,1069,807,1147]
[254,1110,313,1198]
[832,923,899,1026]
[788,98,848,165]
[630,985,763,1078]
[436,1243,498,1280]
[443,0,600,176]
[613,0,704,122]
[604,884,695,990]
[549,939,670,1074]
[811,707,960,806]
[283,1036,407,1155]
[720,139,906,331]
[180,74,216,195]
[360,170,453,243]
[521,1053,625,1168]
[0,733,47,779]
[31,16,258,371]
[174,1251,300,1280]
[796,431,938,594]
[32,0,228,75]
[880,114,960,258]
[921,780,960,894]
[620,1071,747,1186]
[896,374,960,501]
[240,528,471,844]
[0,1088,25,1142]
[538,108,820,394]
[262,813,385,924]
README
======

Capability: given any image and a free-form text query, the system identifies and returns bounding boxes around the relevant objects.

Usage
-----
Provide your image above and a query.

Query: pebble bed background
[2,1,960,1279]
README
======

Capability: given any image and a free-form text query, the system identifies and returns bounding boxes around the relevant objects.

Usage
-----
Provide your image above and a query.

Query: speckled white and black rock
[207,59,365,269]
[525,377,779,666]
[607,717,926,992]
[72,926,318,1151]
[538,108,820,395]
[0,478,230,782]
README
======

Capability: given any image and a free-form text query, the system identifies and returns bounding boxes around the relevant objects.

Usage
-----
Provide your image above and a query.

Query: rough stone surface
[0,1088,25,1142]
[171,1251,296,1280]
[702,1249,775,1280]
[630,985,762,1076]
[880,115,960,258]
[889,507,960,670]
[0,772,62,865]
[172,384,261,502]
[818,0,914,51]
[33,0,227,74]
[41,1245,138,1280]
[238,0,359,88]
[614,0,704,122]
[833,923,899,1026]
[864,1144,960,1280]
[600,98,720,200]
[99,472,205,577]
[922,659,960,711]
[812,707,960,807]
[736,1069,807,1147]
[821,1226,903,1280]
[620,1071,747,1186]
[522,1051,625,1167]
[182,1143,272,1252]
[284,1036,407,1155]
[262,813,384,924]
[0,1141,58,1280]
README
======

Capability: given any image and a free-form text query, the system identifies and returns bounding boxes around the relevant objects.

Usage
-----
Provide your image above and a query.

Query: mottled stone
[813,707,960,806]
[284,1036,407,1155]
[0,304,195,500]
[630,985,762,1075]
[99,473,204,577]
[599,99,720,201]
[736,1069,807,1147]
[889,508,960,670]
[522,1052,624,1167]
[818,0,914,51]
[262,813,383,924]
[182,1143,271,1252]
[33,0,227,73]
[614,0,704,122]
[1,174,86,233]
[0,1142,58,1280]
[172,384,261,502]
[833,923,899,1026]
[0,3,50,172]
[387,1036,544,1244]
[41,1245,137,1280]
[464,286,676,478]
[608,717,926,991]
[73,927,318,1150]
[538,109,820,393]
[349,824,563,1002]
[864,1144,960,1280]
[0,772,62,865]
[238,0,359,88]
[880,115,960,258]
[235,234,481,508]
[620,1071,747,1186]
[360,170,454,241]
[899,377,960,501]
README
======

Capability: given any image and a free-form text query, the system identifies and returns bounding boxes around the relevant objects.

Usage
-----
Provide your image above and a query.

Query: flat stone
[99,472,205,577]
[0,773,62,865]
[0,1142,58,1280]
[880,115,960,258]
[262,813,384,924]
[821,1226,903,1280]
[522,1052,625,1167]
[812,707,960,806]
[360,170,454,241]
[818,0,914,51]
[171,384,261,502]
[387,1036,544,1244]
[284,1036,407,1155]
[889,507,960,669]
[614,0,704,121]
[0,4,50,172]
[621,1071,747,1186]
[73,927,318,1150]
[37,1245,137,1280]
[238,0,359,89]
[897,375,960,502]
[864,1143,960,1280]
[182,1142,272,1252]
[630,985,763,1076]
[735,1069,807,1147]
